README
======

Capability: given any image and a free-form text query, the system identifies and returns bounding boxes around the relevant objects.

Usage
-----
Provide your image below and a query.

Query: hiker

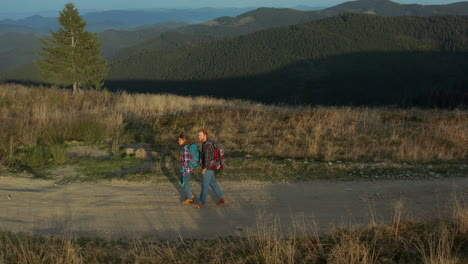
[192,129,226,207]
[178,135,198,204]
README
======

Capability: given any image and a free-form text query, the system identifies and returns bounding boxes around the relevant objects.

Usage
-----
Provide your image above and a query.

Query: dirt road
[1,176,467,240]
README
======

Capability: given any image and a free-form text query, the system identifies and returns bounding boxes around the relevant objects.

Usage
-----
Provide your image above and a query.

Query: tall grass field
[0,84,466,170]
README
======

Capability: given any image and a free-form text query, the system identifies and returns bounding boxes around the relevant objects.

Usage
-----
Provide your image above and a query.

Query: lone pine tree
[36,3,108,92]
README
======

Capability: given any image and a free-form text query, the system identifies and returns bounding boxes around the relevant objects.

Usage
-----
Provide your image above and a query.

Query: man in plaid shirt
[192,129,226,207]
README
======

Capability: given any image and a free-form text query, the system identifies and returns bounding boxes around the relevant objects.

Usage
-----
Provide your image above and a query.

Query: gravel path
[1,176,467,240]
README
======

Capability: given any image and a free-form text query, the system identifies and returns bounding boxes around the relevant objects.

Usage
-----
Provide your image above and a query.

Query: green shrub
[50,144,68,164]
[22,145,50,167]
[73,117,107,143]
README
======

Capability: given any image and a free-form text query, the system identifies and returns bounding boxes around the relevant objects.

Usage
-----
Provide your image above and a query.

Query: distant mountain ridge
[324,0,468,16]
[0,15,57,34]
[0,24,37,35]
[0,8,255,33]
[176,0,468,37]
[1,1,467,35]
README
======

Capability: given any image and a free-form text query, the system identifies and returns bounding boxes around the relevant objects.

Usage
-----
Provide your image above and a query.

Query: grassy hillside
[106,14,468,106]
[0,84,466,169]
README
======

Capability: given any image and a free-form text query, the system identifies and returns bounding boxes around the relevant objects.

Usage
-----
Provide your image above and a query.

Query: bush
[50,144,68,164]
[22,145,50,167]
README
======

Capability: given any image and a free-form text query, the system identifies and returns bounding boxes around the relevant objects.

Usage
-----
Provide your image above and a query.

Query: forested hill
[0,24,36,35]
[107,14,468,107]
[178,8,326,37]
[99,22,189,57]
[178,0,468,37]
[323,0,468,16]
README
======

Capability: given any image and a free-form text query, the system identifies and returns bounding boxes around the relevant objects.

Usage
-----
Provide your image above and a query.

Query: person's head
[178,135,190,146]
[198,129,208,143]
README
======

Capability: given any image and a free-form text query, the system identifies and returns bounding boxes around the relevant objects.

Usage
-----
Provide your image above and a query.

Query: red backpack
[206,140,225,172]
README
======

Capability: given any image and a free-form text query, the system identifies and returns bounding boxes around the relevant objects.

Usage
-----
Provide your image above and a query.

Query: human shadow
[158,147,186,201]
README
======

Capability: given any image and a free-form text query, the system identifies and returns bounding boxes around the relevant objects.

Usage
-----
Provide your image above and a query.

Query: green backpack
[188,144,201,168]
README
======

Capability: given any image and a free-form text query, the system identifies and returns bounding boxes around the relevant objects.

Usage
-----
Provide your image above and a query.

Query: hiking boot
[192,202,204,208]
[181,199,193,204]
[182,194,196,204]
[216,198,227,206]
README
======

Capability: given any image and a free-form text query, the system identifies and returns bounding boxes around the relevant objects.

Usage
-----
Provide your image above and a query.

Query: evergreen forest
[106,14,468,106]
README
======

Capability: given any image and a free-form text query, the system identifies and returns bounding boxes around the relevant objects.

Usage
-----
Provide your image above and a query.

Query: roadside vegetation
[0,84,466,182]
[1,198,467,263]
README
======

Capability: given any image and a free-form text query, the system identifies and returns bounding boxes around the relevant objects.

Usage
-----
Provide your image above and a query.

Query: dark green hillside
[99,22,189,57]
[108,31,217,66]
[110,14,468,80]
[106,51,468,107]
[107,14,468,107]
[0,33,41,73]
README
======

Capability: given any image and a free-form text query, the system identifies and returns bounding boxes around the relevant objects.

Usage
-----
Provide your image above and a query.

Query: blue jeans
[180,172,193,200]
[199,170,224,204]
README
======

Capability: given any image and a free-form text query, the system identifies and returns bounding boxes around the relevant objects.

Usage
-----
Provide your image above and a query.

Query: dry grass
[327,231,379,264]
[453,196,468,235]
[1,198,467,263]
[414,226,459,264]
[0,84,467,169]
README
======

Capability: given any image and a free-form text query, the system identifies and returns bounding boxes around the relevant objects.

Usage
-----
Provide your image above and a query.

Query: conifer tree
[36,3,107,92]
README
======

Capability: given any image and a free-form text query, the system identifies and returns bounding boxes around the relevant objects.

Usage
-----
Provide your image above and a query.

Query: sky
[2,0,465,13]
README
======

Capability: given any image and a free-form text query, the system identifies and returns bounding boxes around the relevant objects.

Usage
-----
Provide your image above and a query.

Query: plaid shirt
[180,145,193,173]
[201,140,215,170]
